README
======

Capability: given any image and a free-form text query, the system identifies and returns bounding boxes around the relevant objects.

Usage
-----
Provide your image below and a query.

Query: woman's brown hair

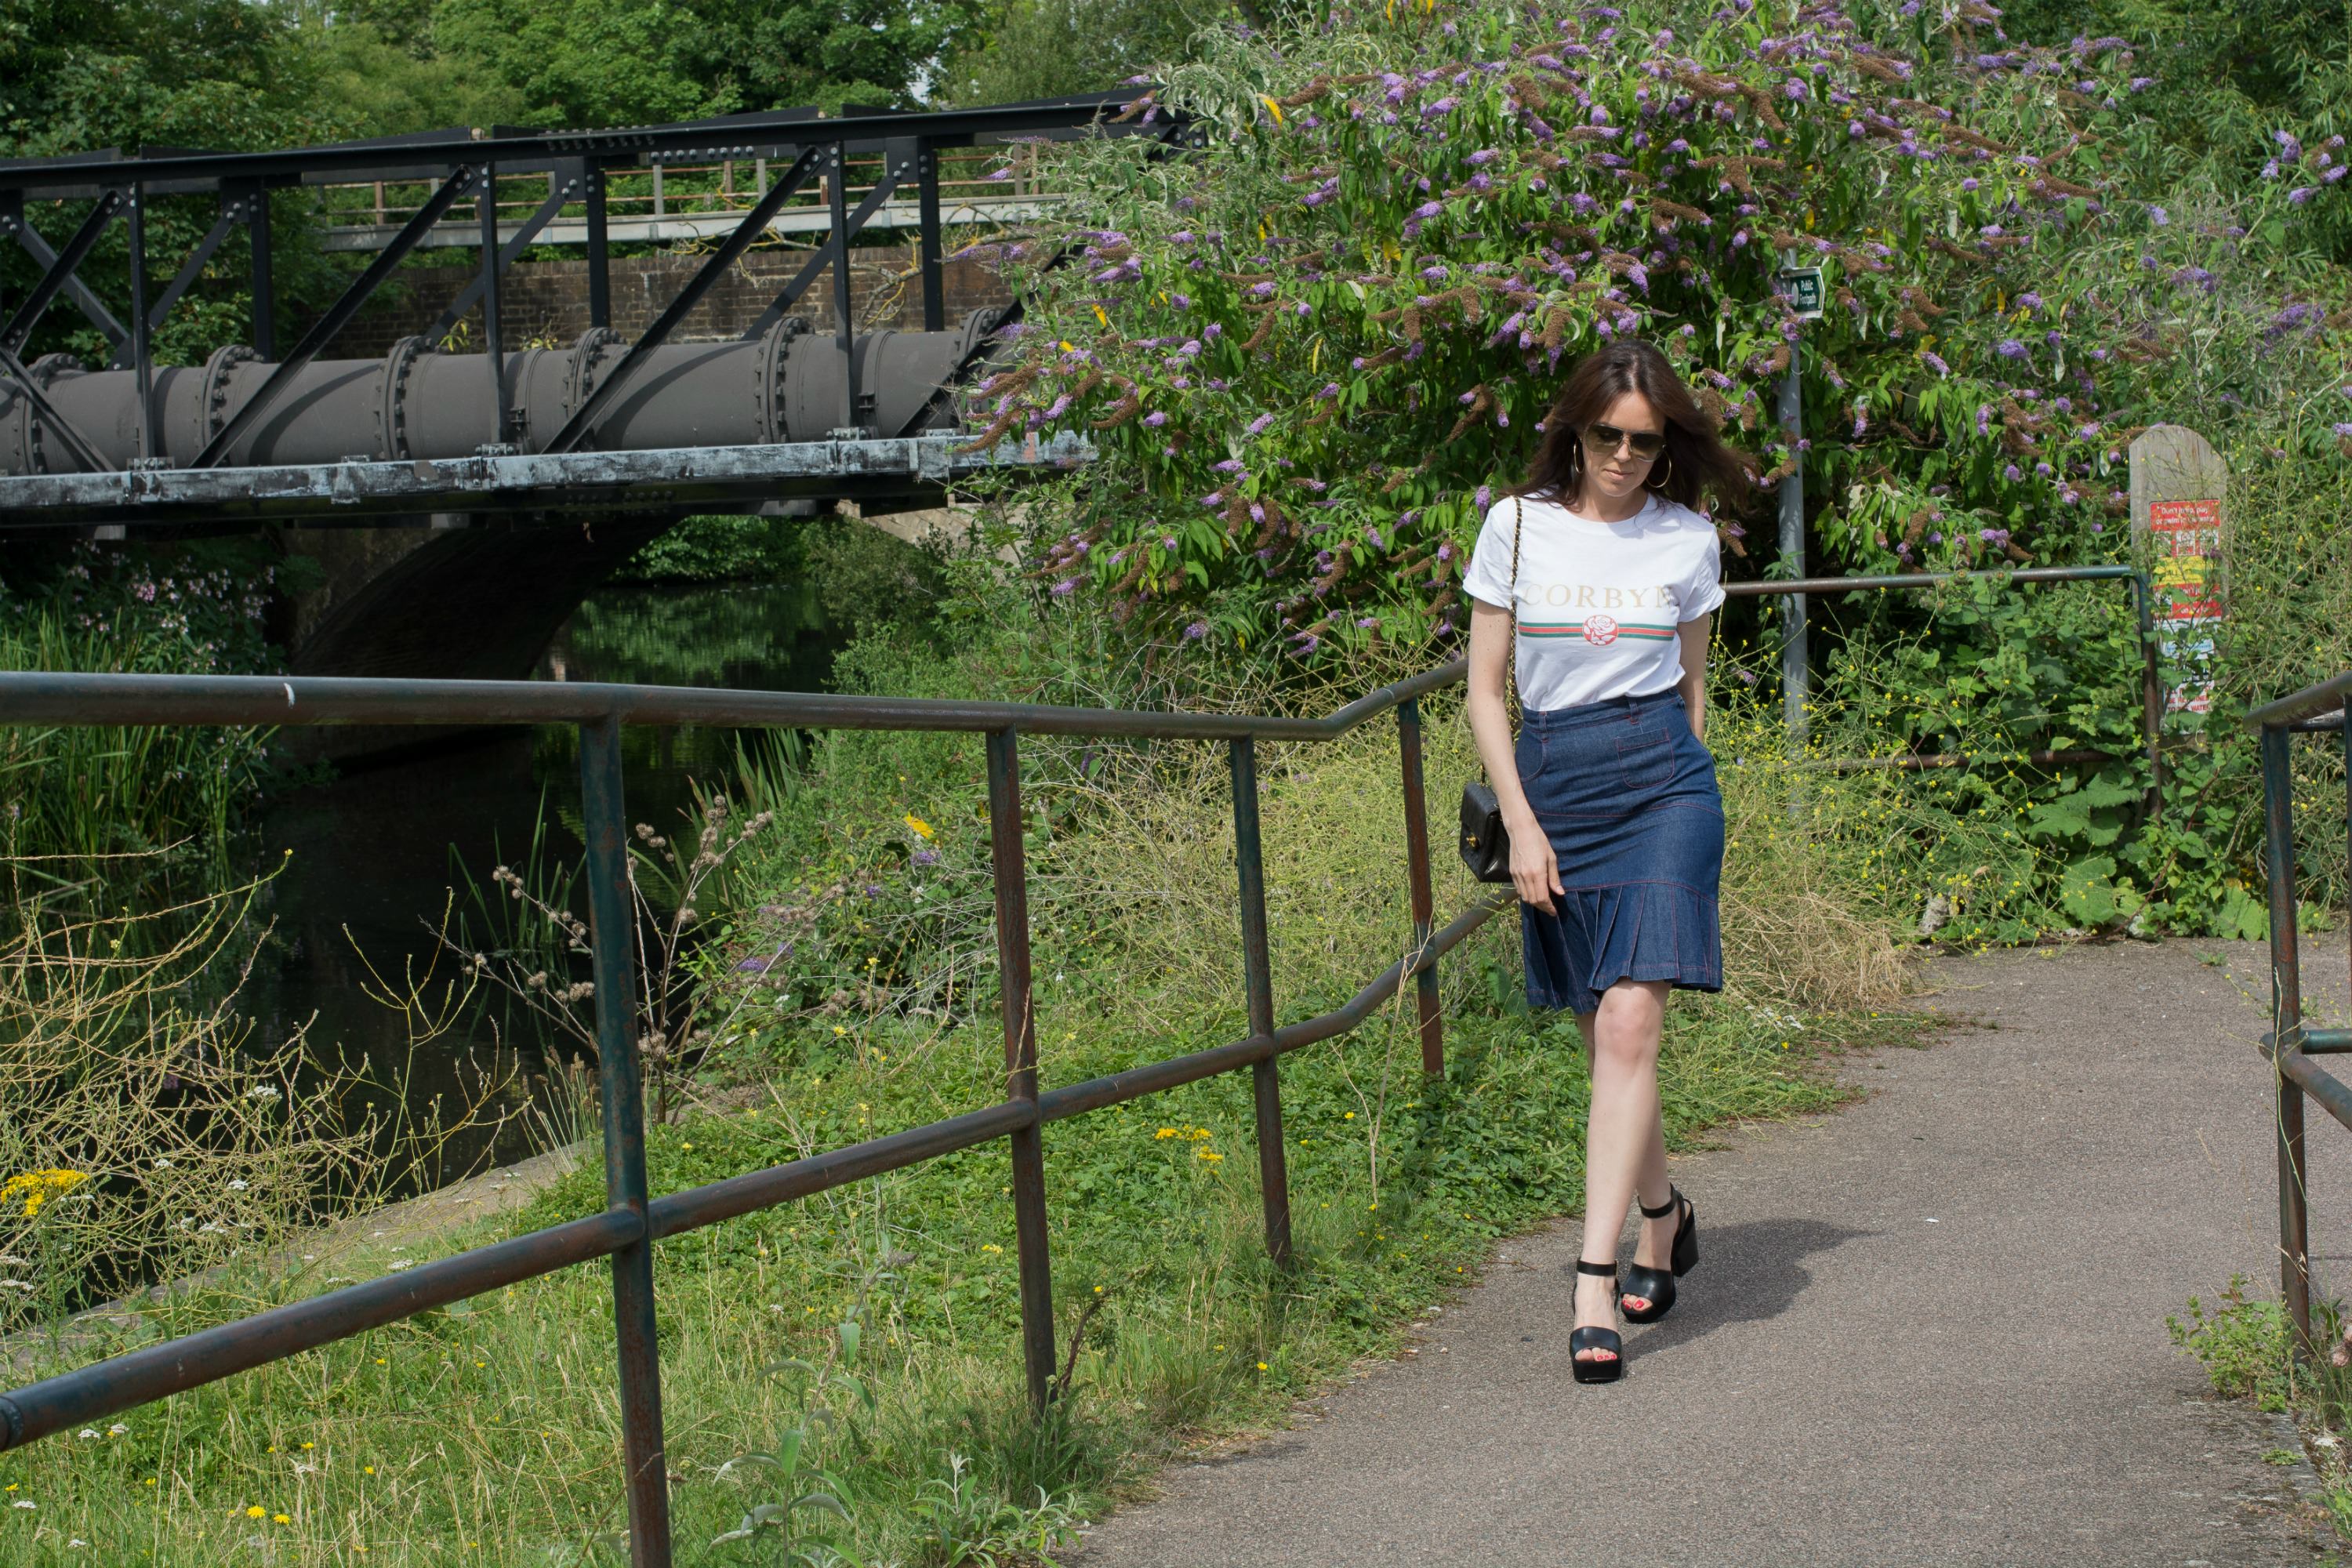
[1511,339,1755,516]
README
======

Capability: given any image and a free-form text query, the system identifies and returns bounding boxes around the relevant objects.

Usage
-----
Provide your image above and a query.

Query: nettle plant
[958,0,2350,662]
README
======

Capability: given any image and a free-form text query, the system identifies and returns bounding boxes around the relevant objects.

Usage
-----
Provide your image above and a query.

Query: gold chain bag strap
[1457,495,1522,883]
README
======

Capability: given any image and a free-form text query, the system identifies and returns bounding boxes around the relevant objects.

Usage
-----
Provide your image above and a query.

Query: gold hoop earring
[1646,450,1675,491]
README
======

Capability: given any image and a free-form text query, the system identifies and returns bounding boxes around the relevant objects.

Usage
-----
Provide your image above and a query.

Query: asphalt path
[1071,937,2352,1567]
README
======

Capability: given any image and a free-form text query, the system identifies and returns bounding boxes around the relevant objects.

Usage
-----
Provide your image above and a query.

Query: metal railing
[0,663,1492,1567]
[2249,670,2352,1357]
[310,143,1067,251]
[0,562,2201,1559]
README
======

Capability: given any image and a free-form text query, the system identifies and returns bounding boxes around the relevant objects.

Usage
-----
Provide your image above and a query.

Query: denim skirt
[1514,687,1725,1014]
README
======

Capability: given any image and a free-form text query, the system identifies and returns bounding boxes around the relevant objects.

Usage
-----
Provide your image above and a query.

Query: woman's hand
[1508,812,1565,914]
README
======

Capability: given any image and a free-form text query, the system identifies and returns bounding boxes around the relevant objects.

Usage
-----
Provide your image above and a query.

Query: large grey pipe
[0,307,1004,474]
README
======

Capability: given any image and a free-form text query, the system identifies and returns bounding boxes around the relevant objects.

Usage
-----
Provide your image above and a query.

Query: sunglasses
[1580,423,1668,461]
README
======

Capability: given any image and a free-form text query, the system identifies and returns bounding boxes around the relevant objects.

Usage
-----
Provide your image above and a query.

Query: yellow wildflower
[3,1169,86,1218]
[903,813,933,840]
[1261,95,1285,127]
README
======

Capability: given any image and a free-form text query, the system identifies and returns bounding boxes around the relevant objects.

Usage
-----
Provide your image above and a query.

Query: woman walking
[1461,338,1751,1382]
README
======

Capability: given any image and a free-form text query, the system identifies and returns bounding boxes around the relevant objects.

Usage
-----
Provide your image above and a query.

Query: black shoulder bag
[1457,495,1523,884]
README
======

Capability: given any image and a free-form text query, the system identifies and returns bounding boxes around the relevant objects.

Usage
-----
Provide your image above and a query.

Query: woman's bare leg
[1571,980,1674,1361]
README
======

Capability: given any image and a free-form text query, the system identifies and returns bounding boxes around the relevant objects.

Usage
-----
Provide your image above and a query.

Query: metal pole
[1229,736,1292,1267]
[579,717,673,1566]
[478,165,509,441]
[985,728,1057,1410]
[2132,570,2165,821]
[829,147,861,432]
[584,160,611,332]
[2260,722,2310,1357]
[1777,337,1806,745]
[1396,699,1444,1075]
[245,186,274,361]
[915,139,945,333]
[126,183,151,463]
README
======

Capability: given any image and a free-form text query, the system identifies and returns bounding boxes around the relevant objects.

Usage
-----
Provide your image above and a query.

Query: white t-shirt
[1460,490,1726,712]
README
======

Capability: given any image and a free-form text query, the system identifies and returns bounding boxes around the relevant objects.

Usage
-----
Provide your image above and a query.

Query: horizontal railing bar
[1793,746,2114,775]
[2271,1043,2352,1131]
[1272,893,1515,1050]
[2248,673,2352,732]
[0,891,1512,1452]
[1722,564,2135,597]
[648,1101,1034,1239]
[0,663,1472,742]
[0,1210,640,1454]
[1035,890,1511,1122]
[2270,1027,2352,1055]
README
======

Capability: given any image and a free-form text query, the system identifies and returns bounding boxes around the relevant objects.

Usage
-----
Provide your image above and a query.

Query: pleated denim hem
[1521,879,1724,1016]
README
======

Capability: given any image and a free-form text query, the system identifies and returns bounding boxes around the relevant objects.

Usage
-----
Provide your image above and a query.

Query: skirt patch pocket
[1615,728,1676,793]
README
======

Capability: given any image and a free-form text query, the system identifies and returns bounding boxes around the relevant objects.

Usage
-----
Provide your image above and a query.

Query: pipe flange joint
[564,326,624,421]
[757,315,810,445]
[22,354,86,475]
[200,343,260,443]
[378,335,426,460]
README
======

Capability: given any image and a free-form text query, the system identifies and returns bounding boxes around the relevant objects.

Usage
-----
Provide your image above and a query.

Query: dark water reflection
[238,578,840,1185]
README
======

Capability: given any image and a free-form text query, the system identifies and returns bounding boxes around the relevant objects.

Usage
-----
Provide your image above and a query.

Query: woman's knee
[1590,981,1666,1070]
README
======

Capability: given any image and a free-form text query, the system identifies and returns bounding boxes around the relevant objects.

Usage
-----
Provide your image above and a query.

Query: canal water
[234,576,845,1185]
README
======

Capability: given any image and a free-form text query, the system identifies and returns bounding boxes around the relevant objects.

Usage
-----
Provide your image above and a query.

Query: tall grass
[0,569,275,882]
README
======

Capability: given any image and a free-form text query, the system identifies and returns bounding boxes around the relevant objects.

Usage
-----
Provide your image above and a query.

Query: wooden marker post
[2129,425,2229,815]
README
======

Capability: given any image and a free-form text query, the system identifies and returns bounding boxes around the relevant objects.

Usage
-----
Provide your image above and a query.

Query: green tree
[934,0,1235,107]
[0,0,351,362]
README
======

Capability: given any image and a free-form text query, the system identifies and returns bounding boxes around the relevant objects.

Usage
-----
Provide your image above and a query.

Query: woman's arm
[1467,597,1563,913]
[1675,612,1711,742]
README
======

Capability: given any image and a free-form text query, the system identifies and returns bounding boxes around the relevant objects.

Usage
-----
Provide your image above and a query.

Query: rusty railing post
[985,728,1057,1410]
[579,717,673,1566]
[2132,569,2165,821]
[1229,736,1292,1267]
[2259,721,2311,1357]
[1396,698,1445,1076]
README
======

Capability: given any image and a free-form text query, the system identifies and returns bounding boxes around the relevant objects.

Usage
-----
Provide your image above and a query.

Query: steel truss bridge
[0,93,1188,536]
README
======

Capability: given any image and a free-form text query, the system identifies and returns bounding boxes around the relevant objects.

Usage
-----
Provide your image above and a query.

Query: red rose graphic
[1583,614,1620,645]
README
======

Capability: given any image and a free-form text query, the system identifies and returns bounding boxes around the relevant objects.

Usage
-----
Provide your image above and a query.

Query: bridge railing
[310,142,1066,251]
[2248,670,2352,1359]
[0,662,1497,1567]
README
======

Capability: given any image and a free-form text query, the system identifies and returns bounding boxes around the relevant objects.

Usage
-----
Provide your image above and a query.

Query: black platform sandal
[1620,1185,1697,1325]
[1570,1258,1624,1384]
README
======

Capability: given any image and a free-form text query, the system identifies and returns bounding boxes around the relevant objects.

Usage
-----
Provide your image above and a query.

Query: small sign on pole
[2129,425,2229,722]
[1777,266,1824,321]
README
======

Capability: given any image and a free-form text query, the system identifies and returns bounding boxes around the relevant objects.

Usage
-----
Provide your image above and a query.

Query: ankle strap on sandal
[1637,1186,1682,1220]
[1575,1258,1618,1278]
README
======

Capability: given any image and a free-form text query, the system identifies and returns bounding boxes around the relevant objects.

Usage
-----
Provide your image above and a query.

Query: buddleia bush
[946,0,2350,936]
[961,0,2345,651]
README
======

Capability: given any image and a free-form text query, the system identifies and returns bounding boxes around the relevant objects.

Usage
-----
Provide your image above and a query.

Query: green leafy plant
[910,1452,1083,1567]
[711,1314,876,1563]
